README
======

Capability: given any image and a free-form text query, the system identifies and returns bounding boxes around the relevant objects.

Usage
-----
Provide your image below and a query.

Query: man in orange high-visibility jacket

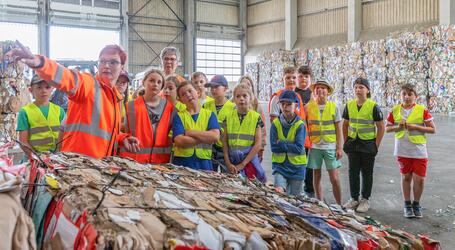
[6,42,140,158]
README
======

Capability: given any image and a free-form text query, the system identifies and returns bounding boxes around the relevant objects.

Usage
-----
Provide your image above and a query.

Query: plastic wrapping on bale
[0,41,32,143]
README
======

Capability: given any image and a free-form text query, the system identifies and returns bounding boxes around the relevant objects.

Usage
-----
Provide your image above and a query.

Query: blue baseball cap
[279,90,299,103]
[205,75,228,88]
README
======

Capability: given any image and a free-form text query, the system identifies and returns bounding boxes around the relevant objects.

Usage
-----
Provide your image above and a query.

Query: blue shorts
[307,148,341,170]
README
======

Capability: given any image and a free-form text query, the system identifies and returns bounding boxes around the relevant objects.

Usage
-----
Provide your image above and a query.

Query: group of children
[17,64,436,218]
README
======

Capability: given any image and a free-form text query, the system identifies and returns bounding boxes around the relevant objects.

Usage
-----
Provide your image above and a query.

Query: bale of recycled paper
[0,41,32,143]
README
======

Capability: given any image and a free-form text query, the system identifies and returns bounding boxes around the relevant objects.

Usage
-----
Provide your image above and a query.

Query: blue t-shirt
[16,103,66,131]
[172,112,220,170]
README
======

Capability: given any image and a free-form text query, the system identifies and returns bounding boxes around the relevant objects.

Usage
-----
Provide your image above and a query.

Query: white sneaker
[343,199,359,210]
[356,198,370,213]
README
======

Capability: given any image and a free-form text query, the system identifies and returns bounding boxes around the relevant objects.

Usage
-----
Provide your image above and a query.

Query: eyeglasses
[98,59,121,67]
[163,57,177,62]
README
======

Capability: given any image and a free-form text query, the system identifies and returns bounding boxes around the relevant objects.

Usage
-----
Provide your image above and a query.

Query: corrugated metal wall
[247,0,285,46]
[298,0,347,38]
[362,0,439,30]
[128,0,184,74]
[196,1,239,26]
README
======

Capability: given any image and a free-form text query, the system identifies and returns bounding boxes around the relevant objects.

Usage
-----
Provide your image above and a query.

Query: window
[0,22,38,54]
[196,38,242,82]
[50,26,119,60]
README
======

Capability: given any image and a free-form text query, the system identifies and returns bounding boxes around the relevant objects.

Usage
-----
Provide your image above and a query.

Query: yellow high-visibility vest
[307,100,337,143]
[392,104,426,144]
[272,118,307,165]
[22,103,61,152]
[226,109,259,150]
[347,99,376,140]
[173,108,213,159]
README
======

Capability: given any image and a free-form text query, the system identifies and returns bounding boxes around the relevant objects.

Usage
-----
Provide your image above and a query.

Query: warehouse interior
[0,0,455,248]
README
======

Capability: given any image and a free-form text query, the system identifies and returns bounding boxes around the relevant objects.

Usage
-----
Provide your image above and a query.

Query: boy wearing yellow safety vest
[172,82,220,170]
[222,83,266,182]
[16,74,66,157]
[304,80,343,205]
[386,84,435,218]
[342,78,385,213]
[271,90,307,195]
[203,75,235,172]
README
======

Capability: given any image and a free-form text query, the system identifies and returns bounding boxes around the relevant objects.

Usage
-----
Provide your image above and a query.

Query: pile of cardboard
[22,152,441,249]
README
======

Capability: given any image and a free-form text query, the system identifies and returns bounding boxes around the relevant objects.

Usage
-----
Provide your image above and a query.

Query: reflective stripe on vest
[307,100,337,143]
[392,104,427,144]
[271,118,307,165]
[173,108,213,159]
[119,97,173,164]
[22,102,61,152]
[347,99,376,140]
[204,100,236,147]
[226,109,259,150]
[64,80,112,141]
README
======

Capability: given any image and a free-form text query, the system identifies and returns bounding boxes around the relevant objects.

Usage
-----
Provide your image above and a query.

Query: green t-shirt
[16,103,66,131]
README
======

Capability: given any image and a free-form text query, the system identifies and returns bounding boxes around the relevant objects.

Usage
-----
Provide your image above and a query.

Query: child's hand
[227,163,237,174]
[398,120,406,130]
[336,148,343,160]
[235,162,246,172]
[405,123,419,131]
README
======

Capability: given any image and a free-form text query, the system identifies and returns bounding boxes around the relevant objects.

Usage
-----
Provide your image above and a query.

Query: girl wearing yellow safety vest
[172,82,220,170]
[222,83,266,182]
[304,80,343,205]
[17,74,66,157]
[386,84,435,218]
[203,75,236,172]
[271,90,307,195]
[342,78,385,213]
[238,75,267,163]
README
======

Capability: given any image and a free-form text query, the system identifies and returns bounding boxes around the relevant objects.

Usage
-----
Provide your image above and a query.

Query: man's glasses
[99,60,121,67]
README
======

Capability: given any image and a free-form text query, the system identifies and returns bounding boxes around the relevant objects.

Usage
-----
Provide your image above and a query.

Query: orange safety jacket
[35,56,128,159]
[119,97,174,164]
[268,88,311,148]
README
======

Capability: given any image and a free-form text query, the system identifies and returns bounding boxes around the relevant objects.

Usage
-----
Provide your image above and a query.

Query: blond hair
[238,75,259,111]
[142,68,165,89]
[232,82,254,109]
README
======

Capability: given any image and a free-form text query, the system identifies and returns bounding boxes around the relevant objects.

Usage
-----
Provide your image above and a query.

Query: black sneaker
[413,204,423,218]
[403,205,415,218]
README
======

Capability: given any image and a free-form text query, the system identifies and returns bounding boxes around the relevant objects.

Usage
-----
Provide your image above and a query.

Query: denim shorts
[274,173,303,196]
[307,148,341,170]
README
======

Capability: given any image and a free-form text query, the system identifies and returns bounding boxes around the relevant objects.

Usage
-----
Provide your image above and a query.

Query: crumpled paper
[1,41,32,143]
[247,25,454,114]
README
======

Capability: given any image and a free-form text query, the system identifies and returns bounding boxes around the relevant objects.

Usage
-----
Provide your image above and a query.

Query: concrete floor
[260,104,455,247]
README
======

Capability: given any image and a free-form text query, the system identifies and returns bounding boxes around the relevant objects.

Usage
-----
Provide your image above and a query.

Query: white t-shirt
[269,95,280,117]
[389,107,432,159]
[311,104,342,150]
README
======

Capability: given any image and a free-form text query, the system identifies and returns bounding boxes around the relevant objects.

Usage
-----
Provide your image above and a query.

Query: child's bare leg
[328,169,342,205]
[401,173,412,201]
[412,174,425,202]
[313,169,322,200]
